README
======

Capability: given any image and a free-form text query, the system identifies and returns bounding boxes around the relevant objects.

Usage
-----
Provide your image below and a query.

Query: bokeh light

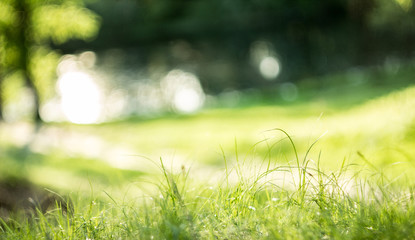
[279,82,298,102]
[52,52,104,124]
[161,69,205,113]
[250,40,281,80]
[260,56,280,80]
[57,72,102,124]
[173,88,203,113]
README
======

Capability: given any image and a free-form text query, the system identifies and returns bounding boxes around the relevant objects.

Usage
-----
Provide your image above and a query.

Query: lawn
[1,63,415,239]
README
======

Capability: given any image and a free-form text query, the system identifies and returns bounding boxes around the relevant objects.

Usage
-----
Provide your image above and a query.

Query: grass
[1,130,415,239]
[53,61,415,175]
[1,62,415,238]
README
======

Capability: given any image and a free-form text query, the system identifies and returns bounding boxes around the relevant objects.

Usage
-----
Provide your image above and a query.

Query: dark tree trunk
[23,73,42,123]
[16,0,42,123]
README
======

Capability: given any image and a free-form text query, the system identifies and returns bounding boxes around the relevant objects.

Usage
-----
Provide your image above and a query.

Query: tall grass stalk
[1,131,415,239]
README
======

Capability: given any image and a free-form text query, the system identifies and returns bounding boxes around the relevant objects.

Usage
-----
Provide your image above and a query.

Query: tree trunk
[23,73,42,123]
[16,0,42,123]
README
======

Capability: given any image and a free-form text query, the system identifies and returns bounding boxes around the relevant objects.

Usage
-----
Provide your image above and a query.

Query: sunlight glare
[174,88,203,113]
[57,72,102,124]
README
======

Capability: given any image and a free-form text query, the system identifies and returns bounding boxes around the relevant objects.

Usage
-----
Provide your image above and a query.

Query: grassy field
[1,63,415,239]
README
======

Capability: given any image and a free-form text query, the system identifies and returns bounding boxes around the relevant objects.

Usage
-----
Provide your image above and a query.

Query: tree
[0,0,100,122]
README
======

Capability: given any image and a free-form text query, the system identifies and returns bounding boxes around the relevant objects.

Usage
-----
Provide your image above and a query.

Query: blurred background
[1,0,415,203]
[1,0,415,123]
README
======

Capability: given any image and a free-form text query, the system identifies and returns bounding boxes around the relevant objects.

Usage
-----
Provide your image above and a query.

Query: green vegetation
[1,0,415,238]
[0,0,100,121]
[1,132,415,239]
[1,64,415,239]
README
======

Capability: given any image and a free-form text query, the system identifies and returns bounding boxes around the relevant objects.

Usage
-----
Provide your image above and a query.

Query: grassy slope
[67,63,415,176]
[1,63,415,239]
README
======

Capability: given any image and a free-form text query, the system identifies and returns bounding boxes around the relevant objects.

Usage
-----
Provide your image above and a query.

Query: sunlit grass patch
[0,143,144,193]
[1,64,415,238]
[2,131,415,239]
[61,83,415,178]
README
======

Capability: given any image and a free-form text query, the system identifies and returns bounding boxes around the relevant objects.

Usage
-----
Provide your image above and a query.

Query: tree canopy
[0,0,100,121]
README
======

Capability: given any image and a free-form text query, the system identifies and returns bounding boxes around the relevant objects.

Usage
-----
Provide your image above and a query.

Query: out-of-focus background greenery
[0,0,415,194]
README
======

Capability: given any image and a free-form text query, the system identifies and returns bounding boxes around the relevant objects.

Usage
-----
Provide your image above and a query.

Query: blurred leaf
[1,71,25,104]
[370,0,415,31]
[0,1,17,28]
[29,47,60,101]
[396,0,413,11]
[33,3,101,44]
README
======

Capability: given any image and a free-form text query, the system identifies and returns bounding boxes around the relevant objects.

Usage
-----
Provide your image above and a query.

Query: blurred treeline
[1,0,415,121]
[60,0,415,93]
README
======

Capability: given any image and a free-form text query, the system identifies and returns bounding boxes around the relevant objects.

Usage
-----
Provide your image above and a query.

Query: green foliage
[0,1,17,28]
[29,47,60,101]
[1,72,25,104]
[32,2,100,44]
[371,0,415,29]
[0,0,100,119]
